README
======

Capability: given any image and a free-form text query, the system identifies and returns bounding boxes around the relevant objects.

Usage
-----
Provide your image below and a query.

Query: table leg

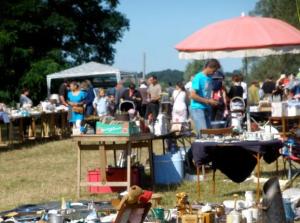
[212,170,216,194]
[197,166,201,200]
[29,118,36,139]
[256,154,261,203]
[288,158,292,180]
[19,118,24,142]
[99,142,107,183]
[202,165,205,179]
[61,112,66,136]
[77,141,81,198]
[276,159,279,176]
[113,142,117,167]
[41,114,49,138]
[148,140,154,187]
[50,113,55,137]
[9,121,13,145]
[282,117,286,137]
[0,125,2,144]
[127,141,132,190]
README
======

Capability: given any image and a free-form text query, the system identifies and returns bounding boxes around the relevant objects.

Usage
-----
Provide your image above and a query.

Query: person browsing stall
[190,59,220,135]
[146,75,162,120]
[20,88,33,108]
[67,81,86,128]
[59,79,69,106]
[93,88,108,116]
[172,81,188,123]
[228,74,243,99]
[121,83,142,113]
[82,80,95,116]
[138,81,148,118]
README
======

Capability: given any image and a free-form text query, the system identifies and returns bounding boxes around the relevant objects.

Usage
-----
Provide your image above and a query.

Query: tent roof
[46,61,120,80]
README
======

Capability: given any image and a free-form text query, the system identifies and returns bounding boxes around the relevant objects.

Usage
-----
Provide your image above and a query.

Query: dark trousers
[140,104,147,118]
[85,104,94,116]
[146,102,159,120]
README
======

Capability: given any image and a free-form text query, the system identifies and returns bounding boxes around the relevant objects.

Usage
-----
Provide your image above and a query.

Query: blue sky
[114,0,258,73]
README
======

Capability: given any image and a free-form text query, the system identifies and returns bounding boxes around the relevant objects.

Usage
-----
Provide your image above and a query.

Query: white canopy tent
[46,61,121,95]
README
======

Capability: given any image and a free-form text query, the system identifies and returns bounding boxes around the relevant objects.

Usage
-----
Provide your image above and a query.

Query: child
[93,88,108,116]
[107,94,116,116]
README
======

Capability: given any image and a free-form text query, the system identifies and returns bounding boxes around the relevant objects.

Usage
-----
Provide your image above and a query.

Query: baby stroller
[229,97,246,132]
[115,100,136,121]
[119,100,135,112]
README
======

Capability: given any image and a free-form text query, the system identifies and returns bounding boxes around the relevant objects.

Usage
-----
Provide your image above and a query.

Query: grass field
[0,138,299,213]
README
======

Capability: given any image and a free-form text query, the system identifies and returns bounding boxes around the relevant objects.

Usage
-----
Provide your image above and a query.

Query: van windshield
[92,74,117,88]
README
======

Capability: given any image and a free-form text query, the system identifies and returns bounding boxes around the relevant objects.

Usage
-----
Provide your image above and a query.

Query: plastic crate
[87,167,140,194]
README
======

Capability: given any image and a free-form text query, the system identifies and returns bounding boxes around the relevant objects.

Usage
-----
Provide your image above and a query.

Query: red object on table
[139,190,153,203]
[87,168,140,194]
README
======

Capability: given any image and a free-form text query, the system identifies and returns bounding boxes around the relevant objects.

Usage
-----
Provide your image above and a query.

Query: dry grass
[0,138,300,213]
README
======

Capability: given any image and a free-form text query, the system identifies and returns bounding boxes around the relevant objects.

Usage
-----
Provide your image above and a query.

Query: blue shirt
[67,90,86,123]
[190,72,212,110]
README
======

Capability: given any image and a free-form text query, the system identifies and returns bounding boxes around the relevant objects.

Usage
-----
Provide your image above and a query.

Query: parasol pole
[244,51,248,77]
[244,52,252,132]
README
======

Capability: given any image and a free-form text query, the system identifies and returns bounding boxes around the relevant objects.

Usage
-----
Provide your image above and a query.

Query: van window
[92,74,117,88]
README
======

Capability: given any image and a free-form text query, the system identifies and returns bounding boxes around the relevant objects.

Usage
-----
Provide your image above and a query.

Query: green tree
[183,60,205,81]
[248,0,300,81]
[0,0,129,103]
[21,55,64,103]
[147,69,184,89]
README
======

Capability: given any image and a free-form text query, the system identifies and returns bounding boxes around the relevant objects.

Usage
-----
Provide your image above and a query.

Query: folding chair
[114,202,152,223]
[282,140,300,188]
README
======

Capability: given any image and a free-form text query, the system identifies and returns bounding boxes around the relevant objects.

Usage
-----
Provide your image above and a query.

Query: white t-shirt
[241,82,248,100]
[172,90,187,122]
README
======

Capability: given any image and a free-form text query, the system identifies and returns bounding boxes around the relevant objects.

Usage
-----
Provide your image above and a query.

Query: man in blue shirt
[190,59,221,136]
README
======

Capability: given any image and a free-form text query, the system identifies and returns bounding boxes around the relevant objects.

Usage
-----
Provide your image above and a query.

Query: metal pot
[48,213,64,223]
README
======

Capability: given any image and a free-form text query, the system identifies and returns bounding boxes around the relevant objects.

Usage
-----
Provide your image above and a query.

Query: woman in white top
[172,82,188,123]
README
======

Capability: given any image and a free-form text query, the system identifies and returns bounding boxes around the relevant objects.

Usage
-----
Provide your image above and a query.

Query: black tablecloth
[250,111,271,122]
[191,140,283,183]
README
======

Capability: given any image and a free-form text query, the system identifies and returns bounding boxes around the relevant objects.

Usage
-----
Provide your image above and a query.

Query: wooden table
[269,115,300,137]
[6,111,69,145]
[72,133,154,198]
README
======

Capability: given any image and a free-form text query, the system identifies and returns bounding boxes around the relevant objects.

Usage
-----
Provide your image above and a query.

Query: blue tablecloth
[191,139,283,183]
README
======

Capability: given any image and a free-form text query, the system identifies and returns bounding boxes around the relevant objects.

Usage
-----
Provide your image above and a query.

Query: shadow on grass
[260,169,287,178]
[154,184,180,192]
[0,136,71,153]
[222,190,252,197]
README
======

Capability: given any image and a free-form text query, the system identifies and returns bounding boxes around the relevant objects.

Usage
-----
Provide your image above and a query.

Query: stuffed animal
[176,192,192,217]
[117,185,144,210]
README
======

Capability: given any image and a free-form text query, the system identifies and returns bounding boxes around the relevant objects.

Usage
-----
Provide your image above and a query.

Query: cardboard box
[271,102,287,117]
[286,101,300,116]
[96,121,140,136]
[181,215,198,223]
